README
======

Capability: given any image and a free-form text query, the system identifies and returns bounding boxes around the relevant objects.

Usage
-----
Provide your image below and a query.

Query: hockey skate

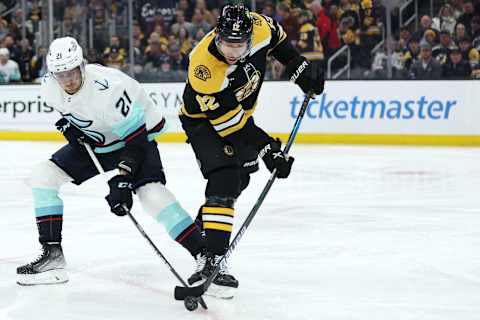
[17,242,68,286]
[188,252,238,299]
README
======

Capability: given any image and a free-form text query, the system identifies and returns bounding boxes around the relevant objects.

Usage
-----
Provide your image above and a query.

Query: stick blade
[174,283,205,300]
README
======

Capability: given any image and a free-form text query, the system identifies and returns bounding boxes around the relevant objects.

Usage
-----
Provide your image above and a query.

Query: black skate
[17,242,68,286]
[188,249,207,285]
[189,253,238,299]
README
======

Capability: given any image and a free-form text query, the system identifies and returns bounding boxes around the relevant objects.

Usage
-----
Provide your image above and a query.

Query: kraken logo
[194,65,211,81]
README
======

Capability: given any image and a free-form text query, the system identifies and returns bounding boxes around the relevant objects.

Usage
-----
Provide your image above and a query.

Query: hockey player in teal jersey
[16,37,205,286]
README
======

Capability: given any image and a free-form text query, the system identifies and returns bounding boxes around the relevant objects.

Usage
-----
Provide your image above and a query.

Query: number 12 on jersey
[116,90,132,117]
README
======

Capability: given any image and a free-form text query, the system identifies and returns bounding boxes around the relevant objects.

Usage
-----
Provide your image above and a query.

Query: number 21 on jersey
[115,90,131,117]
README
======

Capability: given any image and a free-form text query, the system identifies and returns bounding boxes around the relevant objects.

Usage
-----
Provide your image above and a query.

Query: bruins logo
[224,145,235,157]
[194,65,211,81]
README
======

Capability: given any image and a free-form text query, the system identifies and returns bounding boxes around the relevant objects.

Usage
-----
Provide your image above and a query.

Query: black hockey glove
[55,118,92,148]
[286,56,325,95]
[259,138,295,179]
[105,174,134,216]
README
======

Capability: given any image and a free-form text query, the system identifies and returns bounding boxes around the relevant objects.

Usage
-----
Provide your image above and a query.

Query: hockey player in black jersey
[179,4,324,299]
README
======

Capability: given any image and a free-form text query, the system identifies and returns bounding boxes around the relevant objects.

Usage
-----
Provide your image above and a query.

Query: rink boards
[0,80,478,146]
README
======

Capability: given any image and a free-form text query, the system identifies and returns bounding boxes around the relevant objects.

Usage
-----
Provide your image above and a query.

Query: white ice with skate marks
[1,141,480,319]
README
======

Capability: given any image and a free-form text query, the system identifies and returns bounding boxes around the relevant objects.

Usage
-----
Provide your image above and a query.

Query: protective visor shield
[215,35,252,62]
[52,65,84,94]
[53,67,81,83]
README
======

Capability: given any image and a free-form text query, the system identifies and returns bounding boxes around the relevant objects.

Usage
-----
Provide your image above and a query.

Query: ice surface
[1,141,480,320]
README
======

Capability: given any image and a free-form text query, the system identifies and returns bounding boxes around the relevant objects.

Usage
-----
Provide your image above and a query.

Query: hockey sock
[155,201,205,256]
[32,188,64,243]
[201,206,234,255]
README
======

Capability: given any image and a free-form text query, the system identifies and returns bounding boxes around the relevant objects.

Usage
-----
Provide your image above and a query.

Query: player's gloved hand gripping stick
[174,91,315,303]
[84,143,208,311]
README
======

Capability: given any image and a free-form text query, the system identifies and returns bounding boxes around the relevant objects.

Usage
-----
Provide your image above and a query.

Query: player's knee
[206,167,242,199]
[136,182,177,217]
[27,160,71,189]
[137,182,195,239]
[205,195,236,208]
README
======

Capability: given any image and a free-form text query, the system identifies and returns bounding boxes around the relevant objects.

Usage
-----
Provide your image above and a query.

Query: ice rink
[1,141,480,320]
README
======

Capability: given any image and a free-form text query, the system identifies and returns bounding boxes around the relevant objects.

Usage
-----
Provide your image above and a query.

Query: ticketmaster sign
[0,81,478,145]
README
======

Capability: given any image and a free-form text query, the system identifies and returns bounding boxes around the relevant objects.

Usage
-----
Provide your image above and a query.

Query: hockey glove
[105,174,134,216]
[55,118,92,148]
[259,138,295,179]
[286,56,325,95]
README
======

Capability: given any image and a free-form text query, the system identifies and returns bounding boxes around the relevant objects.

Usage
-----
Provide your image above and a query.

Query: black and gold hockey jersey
[297,22,324,61]
[180,13,295,138]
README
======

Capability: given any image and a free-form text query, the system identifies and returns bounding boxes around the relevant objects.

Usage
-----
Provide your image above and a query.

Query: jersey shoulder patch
[250,13,274,49]
[188,31,230,94]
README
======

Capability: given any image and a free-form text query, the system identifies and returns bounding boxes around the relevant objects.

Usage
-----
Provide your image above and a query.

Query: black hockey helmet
[216,4,253,43]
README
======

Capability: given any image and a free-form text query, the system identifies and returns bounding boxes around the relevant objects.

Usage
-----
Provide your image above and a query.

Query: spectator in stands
[0,18,9,42]
[104,46,126,70]
[18,38,33,82]
[156,54,184,81]
[454,22,467,41]
[144,38,165,69]
[398,26,411,51]
[103,35,126,63]
[9,9,34,44]
[132,21,147,52]
[423,29,438,47]
[457,1,476,34]
[190,8,212,37]
[192,28,206,48]
[177,0,194,21]
[470,15,480,50]
[262,2,275,17]
[86,47,102,64]
[409,41,442,80]
[442,46,472,79]
[413,15,434,40]
[29,1,43,30]
[432,4,457,34]
[433,30,455,64]
[170,10,194,37]
[1,34,20,65]
[296,10,324,60]
[194,0,215,26]
[0,47,20,83]
[316,4,341,59]
[30,45,48,82]
[337,0,360,31]
[168,43,187,71]
[276,3,300,44]
[369,38,406,79]
[178,27,193,56]
[449,0,465,19]
[457,36,480,67]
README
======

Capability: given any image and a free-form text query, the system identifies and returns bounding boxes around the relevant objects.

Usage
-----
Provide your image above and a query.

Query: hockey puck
[184,296,198,311]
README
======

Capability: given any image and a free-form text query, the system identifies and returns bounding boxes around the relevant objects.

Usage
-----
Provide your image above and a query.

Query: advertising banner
[0,81,478,144]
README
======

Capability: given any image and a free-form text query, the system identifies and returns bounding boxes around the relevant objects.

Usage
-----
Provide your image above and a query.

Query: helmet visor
[215,36,251,63]
[53,67,83,94]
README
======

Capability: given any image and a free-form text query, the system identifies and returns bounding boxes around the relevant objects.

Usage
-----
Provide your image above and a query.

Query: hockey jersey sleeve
[255,13,300,65]
[106,70,161,174]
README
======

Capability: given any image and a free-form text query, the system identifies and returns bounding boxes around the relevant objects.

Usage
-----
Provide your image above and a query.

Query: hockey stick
[84,143,208,310]
[174,91,315,300]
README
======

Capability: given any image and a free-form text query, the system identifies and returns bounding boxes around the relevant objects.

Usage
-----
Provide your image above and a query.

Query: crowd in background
[0,0,480,83]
